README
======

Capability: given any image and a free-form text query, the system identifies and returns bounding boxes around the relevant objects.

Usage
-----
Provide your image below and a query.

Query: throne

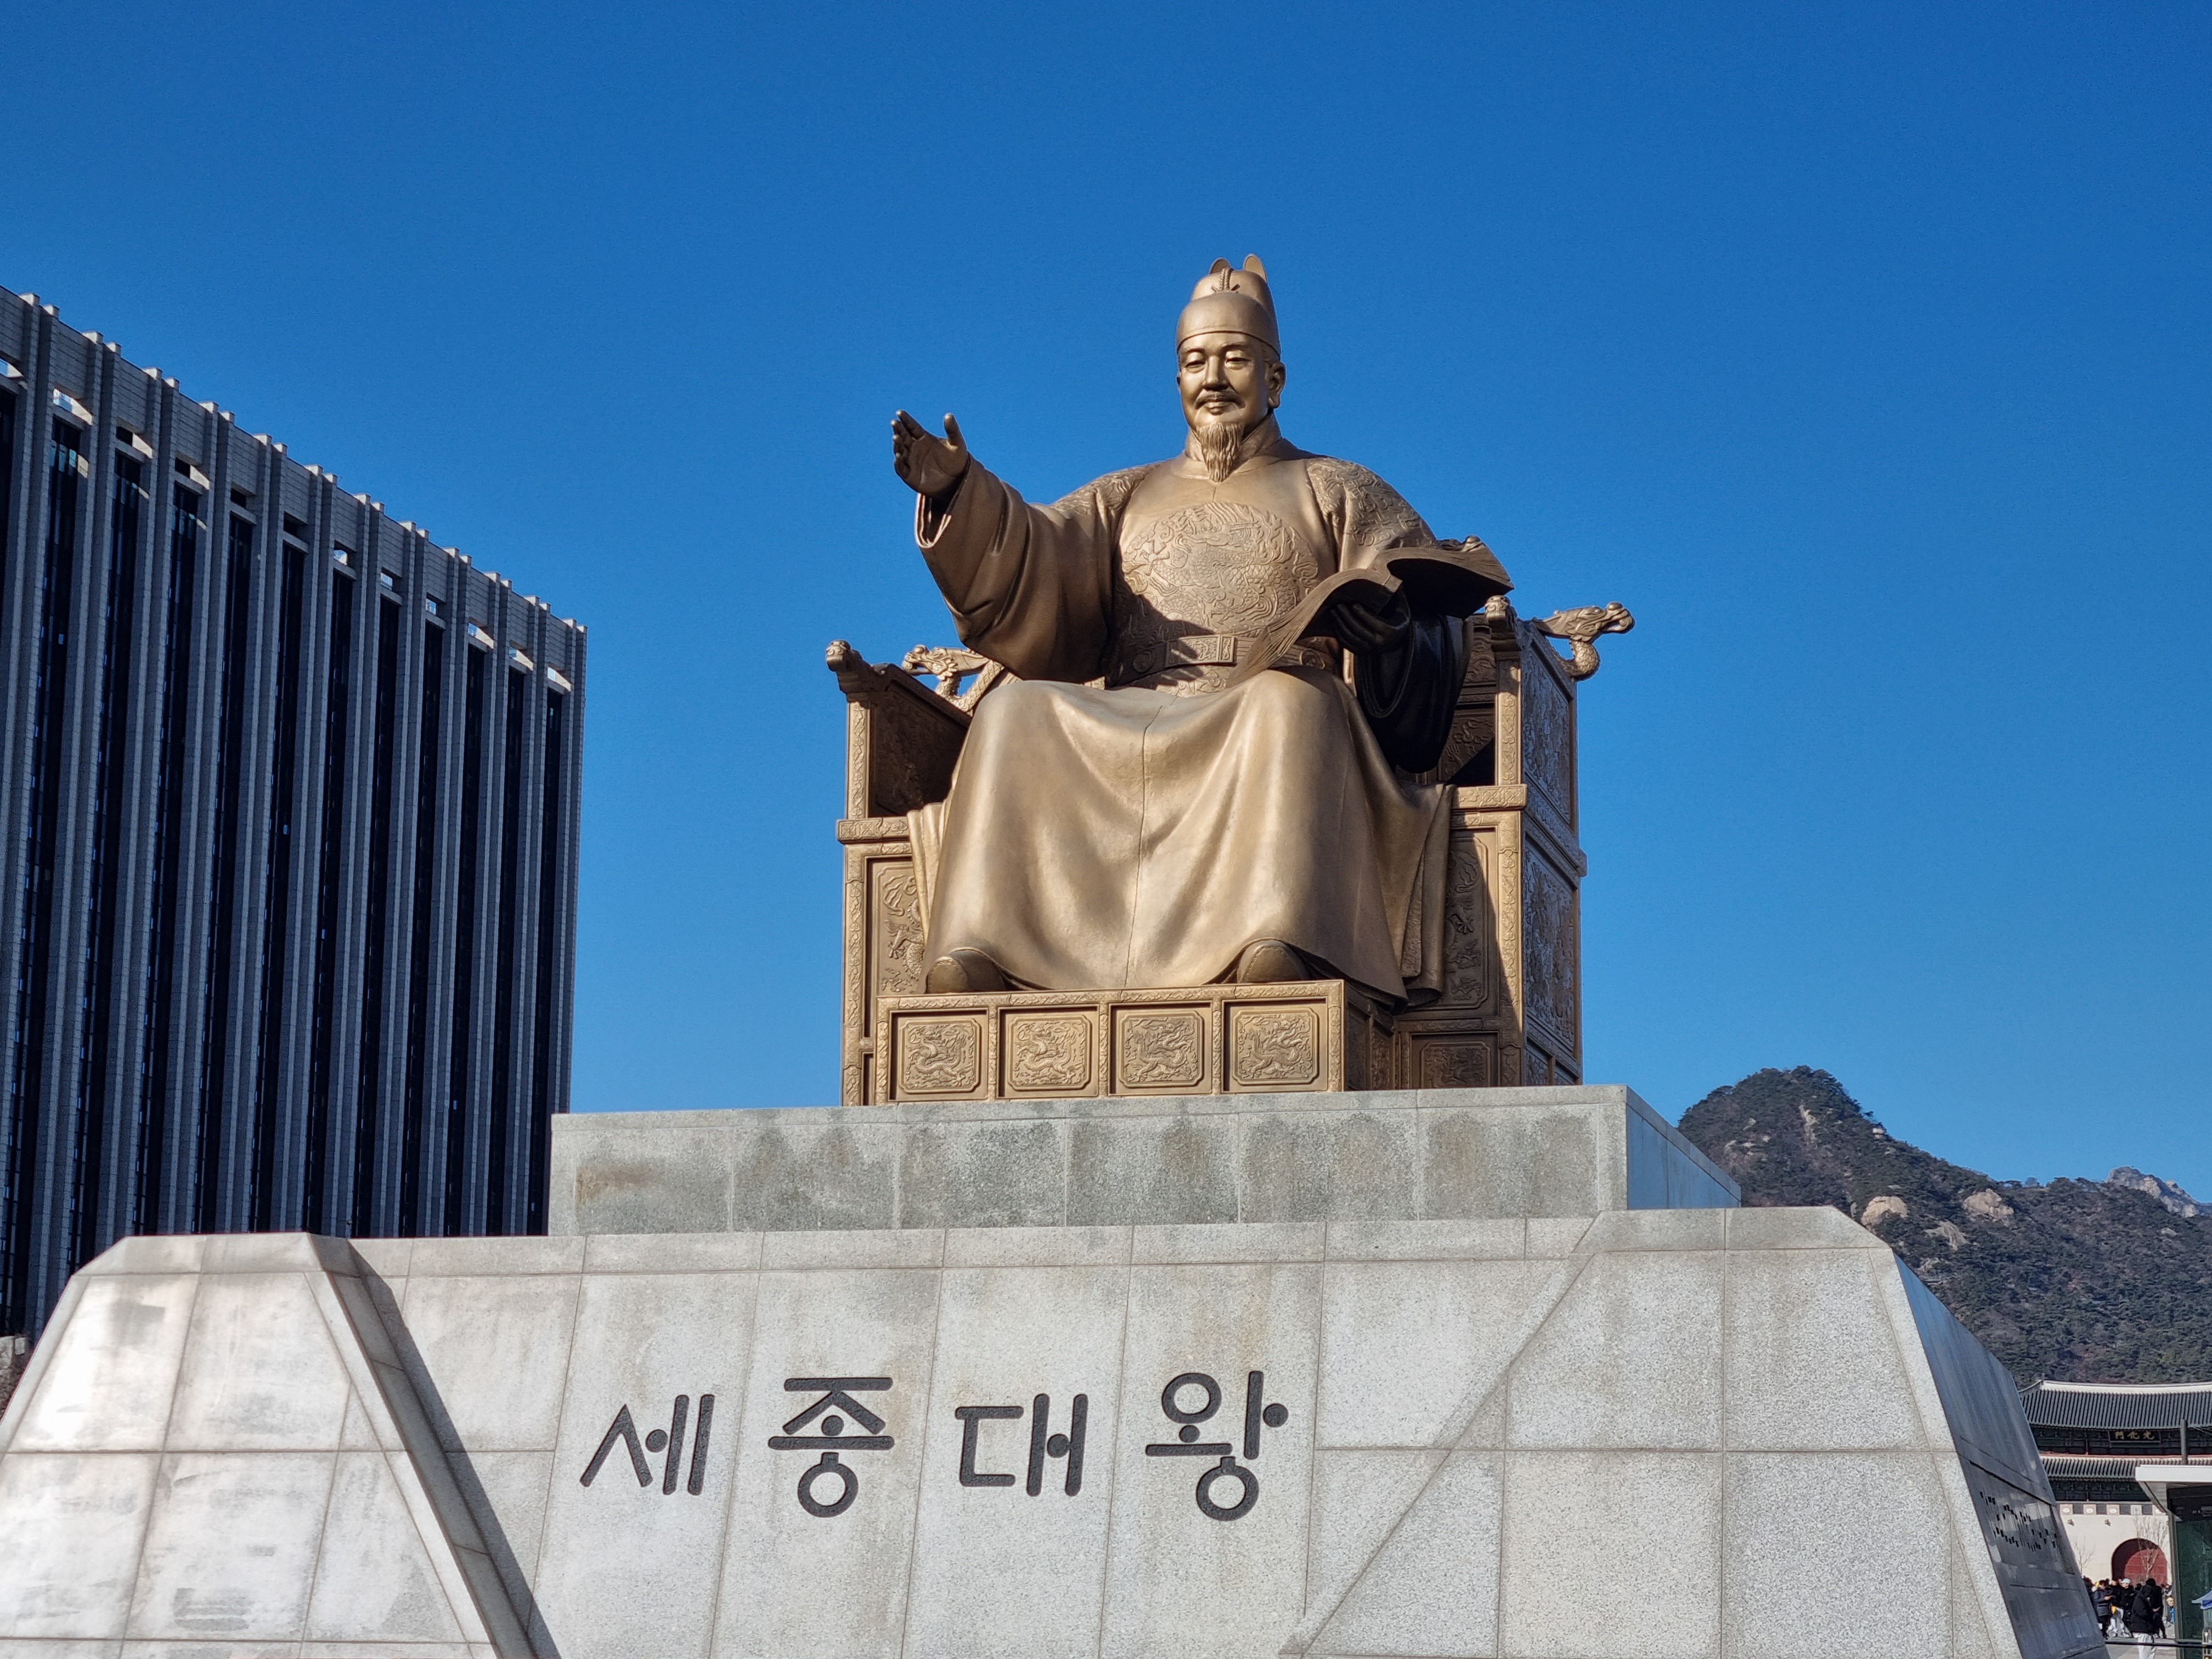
[827,600,1628,1104]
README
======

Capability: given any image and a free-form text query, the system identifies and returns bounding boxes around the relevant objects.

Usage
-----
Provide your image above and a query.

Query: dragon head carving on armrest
[1531,602,1635,680]
[900,645,1009,712]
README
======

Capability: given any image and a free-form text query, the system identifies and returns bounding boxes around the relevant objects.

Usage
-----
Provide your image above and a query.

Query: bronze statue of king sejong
[890,256,1510,1007]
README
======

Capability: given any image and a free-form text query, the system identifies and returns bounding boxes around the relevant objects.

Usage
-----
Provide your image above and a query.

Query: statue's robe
[915,420,1475,1003]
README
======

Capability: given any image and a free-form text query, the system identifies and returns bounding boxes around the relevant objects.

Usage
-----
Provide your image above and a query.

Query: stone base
[0,1087,2103,1659]
[548,1085,1737,1238]
[873,979,1395,1102]
[0,1205,2100,1659]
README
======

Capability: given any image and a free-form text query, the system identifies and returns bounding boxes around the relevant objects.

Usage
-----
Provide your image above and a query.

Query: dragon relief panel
[1463,621,1498,688]
[1419,1039,1494,1090]
[870,861,928,1002]
[1006,1014,1092,1094]
[1523,853,1579,1049]
[842,851,868,1103]
[1440,832,1494,1011]
[866,692,964,816]
[1521,655,1573,820]
[1421,705,1497,787]
[1229,1008,1320,1088]
[896,1016,983,1096]
[1117,1011,1207,1090]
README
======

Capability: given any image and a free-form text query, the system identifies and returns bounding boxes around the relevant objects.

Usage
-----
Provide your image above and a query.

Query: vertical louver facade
[0,294,585,1336]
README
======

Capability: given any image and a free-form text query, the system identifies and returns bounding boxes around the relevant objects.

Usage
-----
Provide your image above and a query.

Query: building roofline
[2,289,585,636]
[2028,1381,2212,1396]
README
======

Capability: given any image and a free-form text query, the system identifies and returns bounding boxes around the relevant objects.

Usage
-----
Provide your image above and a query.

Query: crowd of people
[2089,1575,2168,1645]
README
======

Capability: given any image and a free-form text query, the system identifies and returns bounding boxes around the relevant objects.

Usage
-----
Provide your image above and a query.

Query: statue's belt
[1111,634,1335,685]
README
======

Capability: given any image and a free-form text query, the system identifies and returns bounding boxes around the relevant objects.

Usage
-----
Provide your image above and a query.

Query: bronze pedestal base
[871,980,1398,1103]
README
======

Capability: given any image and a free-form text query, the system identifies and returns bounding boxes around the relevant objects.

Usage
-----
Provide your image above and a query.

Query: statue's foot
[926,948,1008,994]
[1233,939,1311,984]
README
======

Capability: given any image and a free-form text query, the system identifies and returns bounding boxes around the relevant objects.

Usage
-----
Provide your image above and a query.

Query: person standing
[2124,1576,2164,1646]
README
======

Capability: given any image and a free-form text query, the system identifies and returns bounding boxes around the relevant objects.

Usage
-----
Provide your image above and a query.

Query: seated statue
[890,257,1510,1007]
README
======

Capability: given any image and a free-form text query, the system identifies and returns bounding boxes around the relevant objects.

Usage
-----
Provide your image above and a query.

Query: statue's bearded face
[1178,334,1286,481]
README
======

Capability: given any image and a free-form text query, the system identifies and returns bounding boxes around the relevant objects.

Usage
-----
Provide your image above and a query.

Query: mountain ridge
[1676,1066,2212,1384]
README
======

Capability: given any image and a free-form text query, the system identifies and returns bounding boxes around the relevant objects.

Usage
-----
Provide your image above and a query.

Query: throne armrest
[827,640,975,819]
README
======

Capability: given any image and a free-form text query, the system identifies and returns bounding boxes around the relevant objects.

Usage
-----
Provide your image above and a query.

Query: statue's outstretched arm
[891,411,1125,683]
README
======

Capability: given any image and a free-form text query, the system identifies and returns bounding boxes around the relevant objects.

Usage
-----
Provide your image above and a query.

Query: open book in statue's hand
[1325,587,1413,653]
[1226,535,1513,688]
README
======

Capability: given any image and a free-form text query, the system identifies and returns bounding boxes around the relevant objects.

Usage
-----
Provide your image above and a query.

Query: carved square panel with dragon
[1113,1007,1210,1093]
[1003,1012,1096,1097]
[1227,1005,1323,1090]
[894,1014,986,1098]
[1417,1036,1496,1090]
[876,983,1359,1099]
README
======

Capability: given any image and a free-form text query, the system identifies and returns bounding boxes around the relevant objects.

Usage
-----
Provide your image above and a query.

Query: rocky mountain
[1678,1066,2212,1384]
[2108,1166,2203,1219]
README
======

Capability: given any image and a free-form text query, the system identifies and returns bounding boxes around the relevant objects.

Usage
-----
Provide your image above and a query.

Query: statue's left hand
[892,410,970,499]
[1327,590,1413,654]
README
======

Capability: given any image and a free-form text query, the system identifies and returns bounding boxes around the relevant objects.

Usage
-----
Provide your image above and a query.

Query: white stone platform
[0,1088,2102,1659]
[550,1085,1739,1235]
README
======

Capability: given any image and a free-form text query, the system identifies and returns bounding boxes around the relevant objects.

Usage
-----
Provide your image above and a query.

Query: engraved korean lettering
[947,1393,1091,1497]
[1143,1370,1286,1521]
[1027,1392,1087,1497]
[955,1404,1022,1486]
[769,1376,894,1518]
[579,1393,716,1496]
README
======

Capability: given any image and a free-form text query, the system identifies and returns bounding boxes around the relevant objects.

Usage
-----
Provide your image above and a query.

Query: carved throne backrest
[828,641,995,1102]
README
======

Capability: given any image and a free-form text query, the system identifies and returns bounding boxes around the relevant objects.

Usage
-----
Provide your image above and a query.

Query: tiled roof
[2040,1455,2153,1479]
[2021,1380,2212,1429]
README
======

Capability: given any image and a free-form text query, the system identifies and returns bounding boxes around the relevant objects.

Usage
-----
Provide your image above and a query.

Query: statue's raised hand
[891,410,969,499]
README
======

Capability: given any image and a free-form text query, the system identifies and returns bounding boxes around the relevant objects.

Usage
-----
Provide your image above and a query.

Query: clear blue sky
[7,3,2206,1192]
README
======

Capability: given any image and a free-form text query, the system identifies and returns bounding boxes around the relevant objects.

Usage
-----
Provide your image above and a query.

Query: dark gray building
[0,293,585,1337]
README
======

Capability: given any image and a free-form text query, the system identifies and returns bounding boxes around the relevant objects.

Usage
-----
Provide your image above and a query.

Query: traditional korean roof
[2039,1454,2156,1480]
[2020,1380,2212,1429]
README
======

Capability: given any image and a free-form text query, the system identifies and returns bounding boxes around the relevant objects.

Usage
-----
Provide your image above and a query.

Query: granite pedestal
[0,1086,2102,1659]
[550,1086,1738,1237]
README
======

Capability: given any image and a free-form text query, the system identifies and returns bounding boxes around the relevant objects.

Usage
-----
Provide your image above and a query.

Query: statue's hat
[1177,255,1279,352]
